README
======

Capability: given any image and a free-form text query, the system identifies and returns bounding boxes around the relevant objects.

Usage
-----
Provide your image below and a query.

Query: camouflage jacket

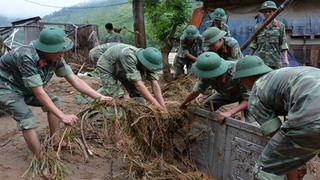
[204,20,230,37]
[89,42,120,65]
[249,67,320,137]
[0,45,73,95]
[176,34,203,59]
[214,37,243,60]
[0,35,3,56]
[250,19,288,69]
[193,61,249,100]
[104,31,123,43]
[96,44,158,82]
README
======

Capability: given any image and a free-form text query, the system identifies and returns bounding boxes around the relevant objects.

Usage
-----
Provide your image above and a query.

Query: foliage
[143,0,201,82]
[144,0,195,43]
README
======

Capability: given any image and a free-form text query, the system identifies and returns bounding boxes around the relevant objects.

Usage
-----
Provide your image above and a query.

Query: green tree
[143,0,199,82]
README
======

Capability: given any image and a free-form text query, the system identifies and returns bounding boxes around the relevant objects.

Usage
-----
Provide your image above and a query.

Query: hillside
[41,0,136,44]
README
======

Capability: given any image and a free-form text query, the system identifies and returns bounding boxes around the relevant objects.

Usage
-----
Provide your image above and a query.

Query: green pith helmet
[211,8,227,21]
[183,25,199,39]
[33,27,73,53]
[202,27,226,46]
[136,47,163,72]
[233,55,273,79]
[259,1,277,12]
[192,52,228,78]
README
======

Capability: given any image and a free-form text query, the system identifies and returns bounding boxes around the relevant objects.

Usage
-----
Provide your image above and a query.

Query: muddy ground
[0,60,319,179]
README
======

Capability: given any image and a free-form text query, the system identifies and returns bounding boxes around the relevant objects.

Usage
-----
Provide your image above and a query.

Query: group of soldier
[88,2,317,179]
[0,1,319,179]
[172,1,317,180]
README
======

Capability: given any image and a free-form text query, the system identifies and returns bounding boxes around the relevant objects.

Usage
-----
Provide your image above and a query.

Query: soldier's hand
[99,95,115,105]
[218,111,232,124]
[160,110,170,119]
[297,164,307,180]
[61,114,78,126]
[196,94,204,103]
[283,58,290,67]
[123,94,131,101]
[179,103,187,110]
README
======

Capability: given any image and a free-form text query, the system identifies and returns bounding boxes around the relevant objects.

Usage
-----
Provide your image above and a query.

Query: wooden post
[132,0,147,48]
[240,0,293,52]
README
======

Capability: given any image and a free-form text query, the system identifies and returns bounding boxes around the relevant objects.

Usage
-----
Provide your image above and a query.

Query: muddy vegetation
[26,75,215,180]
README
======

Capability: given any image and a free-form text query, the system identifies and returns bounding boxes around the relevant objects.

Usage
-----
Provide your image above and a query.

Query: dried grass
[24,75,214,180]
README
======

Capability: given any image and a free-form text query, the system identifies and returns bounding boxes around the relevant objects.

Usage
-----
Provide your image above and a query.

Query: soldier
[233,56,312,180]
[86,42,125,102]
[179,52,256,125]
[0,27,113,178]
[89,42,120,65]
[104,23,123,43]
[204,8,230,36]
[173,25,202,79]
[202,27,243,60]
[97,43,168,150]
[249,0,289,69]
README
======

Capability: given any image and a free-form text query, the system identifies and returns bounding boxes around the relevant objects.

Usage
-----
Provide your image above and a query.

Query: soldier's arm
[249,48,256,55]
[179,91,200,110]
[282,50,289,67]
[133,80,163,109]
[31,86,77,125]
[229,43,243,60]
[150,79,167,110]
[65,73,103,99]
[249,94,281,137]
[225,26,231,37]
[217,100,248,124]
[185,53,197,61]
[279,25,289,66]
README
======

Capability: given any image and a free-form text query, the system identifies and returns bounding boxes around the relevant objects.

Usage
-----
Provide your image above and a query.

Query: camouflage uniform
[173,34,202,79]
[249,67,320,178]
[208,36,243,61]
[89,42,119,65]
[204,20,230,36]
[0,35,3,57]
[104,31,123,43]
[96,43,158,103]
[0,45,73,130]
[250,20,288,69]
[193,61,255,124]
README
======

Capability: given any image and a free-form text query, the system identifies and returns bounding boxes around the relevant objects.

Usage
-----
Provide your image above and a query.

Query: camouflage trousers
[97,67,146,120]
[253,120,320,179]
[97,67,145,103]
[203,92,257,124]
[173,56,194,79]
[0,89,60,130]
